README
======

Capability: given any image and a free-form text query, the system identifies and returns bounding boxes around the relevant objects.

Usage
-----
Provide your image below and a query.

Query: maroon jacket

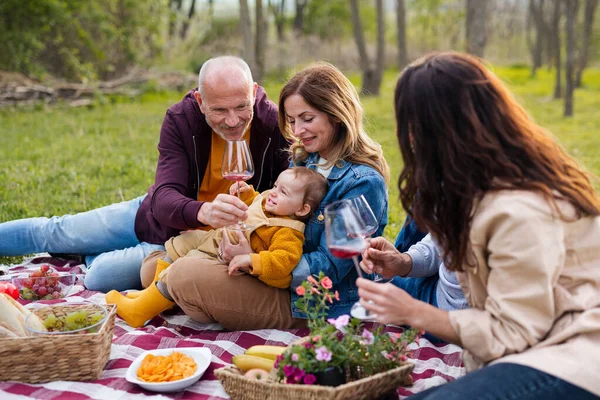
[134,86,290,244]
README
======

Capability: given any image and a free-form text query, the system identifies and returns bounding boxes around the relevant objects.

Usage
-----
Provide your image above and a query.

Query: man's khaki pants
[141,251,306,331]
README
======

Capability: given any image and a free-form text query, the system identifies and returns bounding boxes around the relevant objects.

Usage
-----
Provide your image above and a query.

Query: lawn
[1,65,599,264]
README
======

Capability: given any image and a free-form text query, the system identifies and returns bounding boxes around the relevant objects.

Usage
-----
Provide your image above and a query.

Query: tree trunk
[239,0,255,71]
[350,0,380,95]
[269,0,286,42]
[564,0,579,117]
[255,0,267,84]
[552,0,563,99]
[169,0,183,39]
[529,0,547,77]
[466,0,488,57]
[396,0,408,69]
[180,0,197,39]
[575,0,599,87]
[293,0,307,35]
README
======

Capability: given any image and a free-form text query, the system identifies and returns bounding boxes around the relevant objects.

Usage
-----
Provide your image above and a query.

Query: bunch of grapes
[19,264,66,301]
[43,310,105,334]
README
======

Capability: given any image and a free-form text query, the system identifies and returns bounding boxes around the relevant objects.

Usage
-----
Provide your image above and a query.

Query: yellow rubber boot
[126,259,171,299]
[105,283,174,328]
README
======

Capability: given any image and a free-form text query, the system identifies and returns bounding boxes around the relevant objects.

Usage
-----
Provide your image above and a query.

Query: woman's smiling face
[283,93,336,159]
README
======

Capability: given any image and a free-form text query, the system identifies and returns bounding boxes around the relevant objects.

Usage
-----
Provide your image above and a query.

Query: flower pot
[314,366,346,387]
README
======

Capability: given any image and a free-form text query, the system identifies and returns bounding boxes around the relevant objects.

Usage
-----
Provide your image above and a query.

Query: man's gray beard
[211,111,254,141]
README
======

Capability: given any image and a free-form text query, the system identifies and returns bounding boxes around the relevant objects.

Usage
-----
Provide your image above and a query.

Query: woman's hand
[219,229,252,263]
[360,237,413,278]
[357,278,460,344]
[356,278,418,325]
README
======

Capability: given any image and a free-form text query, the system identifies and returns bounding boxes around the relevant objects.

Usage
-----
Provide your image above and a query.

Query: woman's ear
[295,204,312,218]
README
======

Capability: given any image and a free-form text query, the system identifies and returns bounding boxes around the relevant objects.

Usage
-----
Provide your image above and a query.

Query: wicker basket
[0,303,116,383]
[215,362,414,400]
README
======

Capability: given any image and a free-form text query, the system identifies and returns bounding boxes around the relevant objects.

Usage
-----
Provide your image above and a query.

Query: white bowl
[125,347,212,393]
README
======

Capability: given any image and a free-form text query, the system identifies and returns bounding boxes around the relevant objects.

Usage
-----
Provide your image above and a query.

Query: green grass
[2,65,600,264]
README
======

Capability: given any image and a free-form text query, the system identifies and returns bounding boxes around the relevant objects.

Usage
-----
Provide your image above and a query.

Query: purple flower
[291,353,299,362]
[303,373,317,385]
[284,365,296,378]
[315,346,332,362]
[293,369,305,383]
[361,328,375,345]
[327,314,350,331]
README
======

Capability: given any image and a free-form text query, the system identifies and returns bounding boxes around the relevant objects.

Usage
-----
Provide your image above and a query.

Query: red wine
[223,172,254,181]
[329,246,365,259]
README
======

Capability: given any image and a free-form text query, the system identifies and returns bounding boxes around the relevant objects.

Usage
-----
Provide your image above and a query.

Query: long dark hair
[394,52,600,272]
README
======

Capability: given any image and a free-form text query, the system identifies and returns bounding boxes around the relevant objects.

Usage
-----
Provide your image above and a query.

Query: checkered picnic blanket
[0,256,465,400]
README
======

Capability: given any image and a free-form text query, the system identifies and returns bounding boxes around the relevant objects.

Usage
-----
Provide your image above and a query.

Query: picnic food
[0,293,47,337]
[137,351,198,382]
[244,345,286,360]
[0,282,19,300]
[232,354,275,372]
[42,309,105,333]
[15,265,72,300]
[244,368,270,380]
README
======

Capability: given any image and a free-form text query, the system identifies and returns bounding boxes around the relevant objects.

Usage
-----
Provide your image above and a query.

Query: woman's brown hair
[278,62,390,183]
[394,51,600,272]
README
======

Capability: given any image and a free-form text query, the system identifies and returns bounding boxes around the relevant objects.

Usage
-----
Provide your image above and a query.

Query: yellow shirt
[196,126,251,230]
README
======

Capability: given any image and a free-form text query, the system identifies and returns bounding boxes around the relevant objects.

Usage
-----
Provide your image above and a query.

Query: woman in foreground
[358,52,600,399]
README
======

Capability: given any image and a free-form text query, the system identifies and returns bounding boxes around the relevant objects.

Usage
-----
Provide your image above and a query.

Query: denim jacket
[290,153,388,318]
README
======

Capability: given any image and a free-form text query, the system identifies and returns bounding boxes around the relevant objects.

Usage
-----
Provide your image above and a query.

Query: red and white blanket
[0,256,465,400]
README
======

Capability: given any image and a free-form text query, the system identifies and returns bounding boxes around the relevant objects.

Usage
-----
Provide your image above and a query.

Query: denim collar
[303,153,351,181]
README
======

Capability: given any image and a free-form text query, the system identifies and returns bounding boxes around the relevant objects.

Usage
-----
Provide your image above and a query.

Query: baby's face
[264,171,308,217]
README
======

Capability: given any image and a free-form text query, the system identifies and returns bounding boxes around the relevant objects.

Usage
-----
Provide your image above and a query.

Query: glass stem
[236,180,242,225]
[352,255,363,279]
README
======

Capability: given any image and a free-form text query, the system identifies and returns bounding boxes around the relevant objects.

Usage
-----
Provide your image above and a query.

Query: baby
[106,167,329,327]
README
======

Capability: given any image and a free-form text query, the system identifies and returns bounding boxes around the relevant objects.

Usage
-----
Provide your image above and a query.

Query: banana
[244,345,287,360]
[232,354,276,372]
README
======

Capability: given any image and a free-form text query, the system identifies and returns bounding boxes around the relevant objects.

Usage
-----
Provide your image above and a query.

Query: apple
[244,368,269,380]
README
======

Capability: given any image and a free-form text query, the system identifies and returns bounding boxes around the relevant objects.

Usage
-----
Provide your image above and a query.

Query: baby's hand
[229,181,251,196]
[228,255,252,275]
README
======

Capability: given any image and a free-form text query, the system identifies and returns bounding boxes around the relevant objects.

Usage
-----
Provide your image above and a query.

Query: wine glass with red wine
[324,199,372,320]
[348,195,391,284]
[222,140,255,231]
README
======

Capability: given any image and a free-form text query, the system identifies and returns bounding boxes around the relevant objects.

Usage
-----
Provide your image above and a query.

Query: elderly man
[0,56,289,292]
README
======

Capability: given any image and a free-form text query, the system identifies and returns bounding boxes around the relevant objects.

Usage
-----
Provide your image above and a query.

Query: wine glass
[324,199,372,320]
[221,140,254,231]
[348,195,391,284]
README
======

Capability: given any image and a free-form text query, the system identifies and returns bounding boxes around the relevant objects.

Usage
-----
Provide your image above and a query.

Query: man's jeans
[0,195,164,292]
[409,363,598,400]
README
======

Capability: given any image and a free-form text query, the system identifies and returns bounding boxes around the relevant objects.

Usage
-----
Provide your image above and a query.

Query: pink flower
[293,369,305,383]
[307,276,318,285]
[361,328,375,345]
[303,373,317,385]
[334,290,340,301]
[327,314,350,330]
[315,346,332,362]
[291,353,299,362]
[311,335,322,342]
[296,286,306,296]
[320,276,333,289]
[284,365,296,377]
[274,354,284,368]
[310,287,320,295]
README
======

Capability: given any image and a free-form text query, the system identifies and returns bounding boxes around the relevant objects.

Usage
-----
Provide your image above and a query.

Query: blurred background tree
[0,0,598,115]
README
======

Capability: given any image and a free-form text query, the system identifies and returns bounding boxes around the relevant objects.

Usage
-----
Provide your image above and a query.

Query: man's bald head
[198,56,254,98]
[194,56,258,140]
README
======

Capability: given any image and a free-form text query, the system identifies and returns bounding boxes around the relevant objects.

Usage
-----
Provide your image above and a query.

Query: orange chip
[137,351,198,382]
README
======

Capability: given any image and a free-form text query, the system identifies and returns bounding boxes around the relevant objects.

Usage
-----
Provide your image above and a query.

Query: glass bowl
[11,271,75,301]
[24,301,108,335]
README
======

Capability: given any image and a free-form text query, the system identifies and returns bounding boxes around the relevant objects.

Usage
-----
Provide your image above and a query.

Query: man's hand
[229,181,251,196]
[228,255,252,275]
[197,193,248,228]
[219,229,252,263]
[360,237,413,278]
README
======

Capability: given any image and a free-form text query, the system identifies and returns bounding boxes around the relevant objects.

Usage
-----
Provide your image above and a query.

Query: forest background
[1,0,599,264]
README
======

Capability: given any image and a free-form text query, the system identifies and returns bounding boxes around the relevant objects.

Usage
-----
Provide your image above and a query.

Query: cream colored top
[448,190,600,396]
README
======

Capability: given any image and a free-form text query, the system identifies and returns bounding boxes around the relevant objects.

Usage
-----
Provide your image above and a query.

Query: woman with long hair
[357,52,600,399]
[134,62,390,330]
